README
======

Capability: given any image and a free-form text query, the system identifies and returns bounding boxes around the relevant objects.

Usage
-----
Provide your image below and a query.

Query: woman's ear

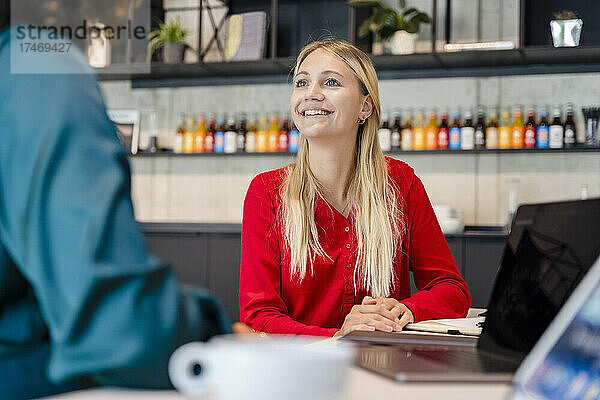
[361,94,374,119]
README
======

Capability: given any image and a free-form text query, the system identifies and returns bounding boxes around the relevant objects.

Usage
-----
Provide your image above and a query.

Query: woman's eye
[295,79,307,88]
[325,78,340,87]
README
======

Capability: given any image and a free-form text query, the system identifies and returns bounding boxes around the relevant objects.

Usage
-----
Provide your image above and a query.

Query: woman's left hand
[363,296,414,331]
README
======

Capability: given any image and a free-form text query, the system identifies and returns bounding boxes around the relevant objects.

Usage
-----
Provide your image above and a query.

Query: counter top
[138,222,508,239]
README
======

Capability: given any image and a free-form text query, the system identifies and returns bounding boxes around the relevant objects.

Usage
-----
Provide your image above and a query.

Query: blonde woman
[239,39,470,337]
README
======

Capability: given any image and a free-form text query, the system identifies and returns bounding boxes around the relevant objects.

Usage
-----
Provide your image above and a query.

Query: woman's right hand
[337,296,402,337]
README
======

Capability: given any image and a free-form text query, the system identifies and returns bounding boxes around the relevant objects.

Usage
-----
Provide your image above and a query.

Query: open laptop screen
[478,199,600,360]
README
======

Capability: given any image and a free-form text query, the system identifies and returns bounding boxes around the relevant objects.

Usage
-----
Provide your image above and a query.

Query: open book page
[404,317,485,336]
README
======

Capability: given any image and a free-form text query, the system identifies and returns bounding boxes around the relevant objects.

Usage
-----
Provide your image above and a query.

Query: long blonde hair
[281,39,406,298]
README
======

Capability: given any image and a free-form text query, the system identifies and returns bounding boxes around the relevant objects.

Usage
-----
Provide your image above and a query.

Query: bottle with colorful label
[204,114,215,153]
[245,114,257,153]
[183,114,196,153]
[549,106,564,148]
[256,115,268,152]
[391,110,401,150]
[401,109,414,151]
[498,109,511,149]
[536,109,550,148]
[524,108,537,148]
[413,109,426,151]
[449,112,461,150]
[511,106,525,149]
[425,111,438,150]
[279,115,289,152]
[173,113,185,154]
[461,109,474,150]
[194,114,206,153]
[378,110,392,151]
[486,109,499,149]
[564,103,577,147]
[267,113,279,152]
[237,112,247,152]
[288,120,300,153]
[214,115,225,153]
[438,112,449,150]
[224,116,237,153]
[474,106,486,150]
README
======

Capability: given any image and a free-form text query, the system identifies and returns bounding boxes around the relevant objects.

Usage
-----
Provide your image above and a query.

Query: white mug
[168,335,354,400]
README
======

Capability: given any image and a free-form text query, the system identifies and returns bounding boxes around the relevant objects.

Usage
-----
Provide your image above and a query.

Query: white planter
[550,19,583,47]
[385,31,418,55]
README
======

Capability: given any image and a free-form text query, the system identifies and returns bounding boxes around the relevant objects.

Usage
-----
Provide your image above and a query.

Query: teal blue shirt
[0,30,230,398]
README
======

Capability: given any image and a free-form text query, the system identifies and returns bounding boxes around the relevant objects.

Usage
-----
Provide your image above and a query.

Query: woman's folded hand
[337,296,400,336]
[369,296,415,330]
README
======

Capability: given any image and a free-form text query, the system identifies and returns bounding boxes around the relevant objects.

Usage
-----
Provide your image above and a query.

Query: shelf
[133,151,295,157]
[97,46,600,87]
[97,58,295,86]
[131,146,600,157]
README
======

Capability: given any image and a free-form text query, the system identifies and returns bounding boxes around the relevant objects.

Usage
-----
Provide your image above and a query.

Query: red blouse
[239,157,470,337]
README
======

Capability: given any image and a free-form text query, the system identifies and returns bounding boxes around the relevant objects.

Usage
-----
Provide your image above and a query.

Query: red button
[346,264,352,269]
[345,226,350,232]
[346,243,351,249]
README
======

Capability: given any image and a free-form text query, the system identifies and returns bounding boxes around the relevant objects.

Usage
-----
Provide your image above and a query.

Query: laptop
[509,254,600,399]
[342,198,600,383]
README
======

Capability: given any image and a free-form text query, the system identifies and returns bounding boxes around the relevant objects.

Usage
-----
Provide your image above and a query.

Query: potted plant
[550,10,583,47]
[147,17,193,63]
[352,0,431,55]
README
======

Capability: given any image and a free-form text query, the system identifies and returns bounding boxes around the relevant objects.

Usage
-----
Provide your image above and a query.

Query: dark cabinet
[207,235,242,322]
[144,234,209,287]
[141,224,241,323]
[464,238,506,308]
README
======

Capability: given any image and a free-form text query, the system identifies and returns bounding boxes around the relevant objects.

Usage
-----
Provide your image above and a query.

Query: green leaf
[402,7,419,17]
[358,20,372,38]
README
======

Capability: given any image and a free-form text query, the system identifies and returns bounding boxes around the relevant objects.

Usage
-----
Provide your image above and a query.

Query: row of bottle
[378,104,583,151]
[173,112,300,154]
[173,103,590,154]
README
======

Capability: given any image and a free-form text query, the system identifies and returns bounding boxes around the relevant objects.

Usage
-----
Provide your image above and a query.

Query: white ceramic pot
[433,205,464,234]
[385,31,418,55]
[550,19,583,47]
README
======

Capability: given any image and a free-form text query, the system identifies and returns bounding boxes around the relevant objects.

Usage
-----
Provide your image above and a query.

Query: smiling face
[290,48,372,142]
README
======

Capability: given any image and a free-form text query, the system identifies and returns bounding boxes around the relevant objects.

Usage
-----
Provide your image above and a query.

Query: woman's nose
[305,82,324,101]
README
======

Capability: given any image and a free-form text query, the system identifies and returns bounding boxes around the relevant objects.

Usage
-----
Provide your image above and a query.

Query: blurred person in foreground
[0,5,235,398]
